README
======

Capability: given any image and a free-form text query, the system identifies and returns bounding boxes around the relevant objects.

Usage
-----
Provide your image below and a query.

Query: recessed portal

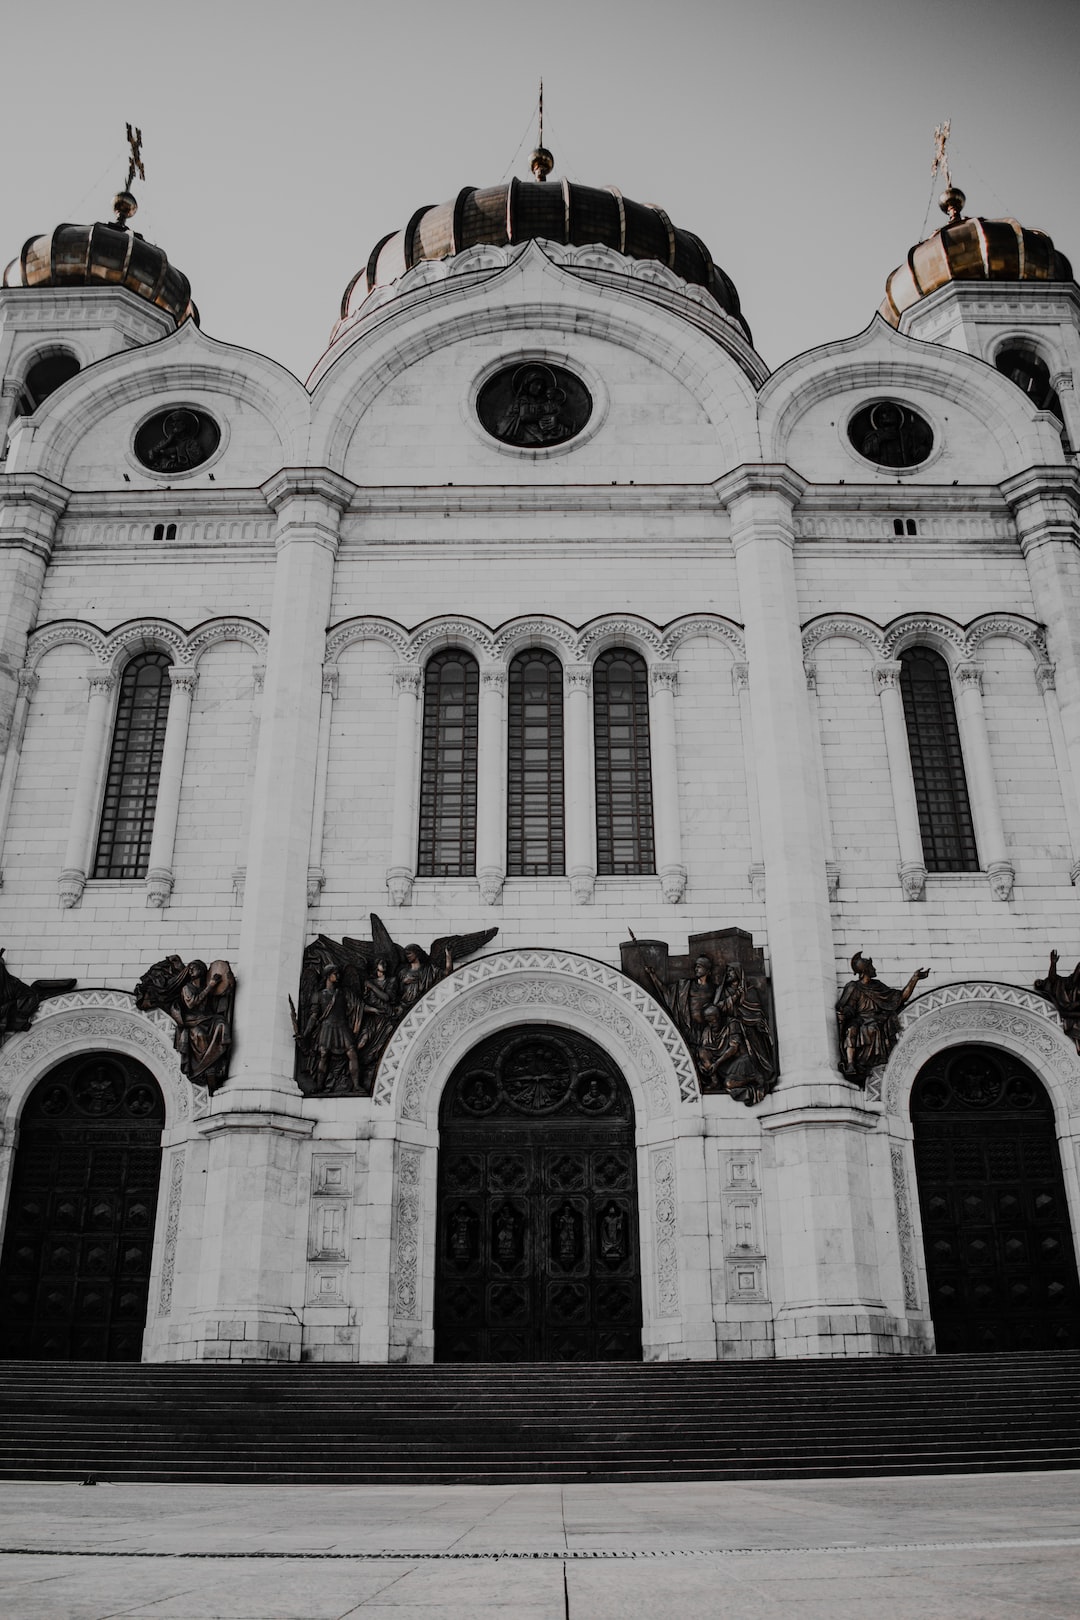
[911,1044,1080,1353]
[0,1054,165,1360]
[435,1024,642,1362]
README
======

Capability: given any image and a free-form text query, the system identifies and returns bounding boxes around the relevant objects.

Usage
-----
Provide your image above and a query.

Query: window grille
[507,650,565,876]
[593,648,655,876]
[417,650,479,877]
[899,646,979,872]
[93,653,172,879]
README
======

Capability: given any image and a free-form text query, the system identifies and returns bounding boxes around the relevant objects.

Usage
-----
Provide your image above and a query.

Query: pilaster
[0,472,68,760]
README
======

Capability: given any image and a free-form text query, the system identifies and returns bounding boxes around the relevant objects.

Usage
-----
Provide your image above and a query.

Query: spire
[529,80,554,182]
[112,122,145,228]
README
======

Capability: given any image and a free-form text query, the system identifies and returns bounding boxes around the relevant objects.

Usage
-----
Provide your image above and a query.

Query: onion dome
[3,190,195,325]
[342,171,750,340]
[880,185,1073,327]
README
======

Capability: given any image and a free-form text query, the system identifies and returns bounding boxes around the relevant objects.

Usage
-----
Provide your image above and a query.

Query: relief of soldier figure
[0,948,77,1045]
[292,916,498,1096]
[836,951,928,1086]
[620,928,778,1105]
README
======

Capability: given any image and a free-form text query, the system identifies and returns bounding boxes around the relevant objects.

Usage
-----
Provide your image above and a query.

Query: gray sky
[2,0,1077,380]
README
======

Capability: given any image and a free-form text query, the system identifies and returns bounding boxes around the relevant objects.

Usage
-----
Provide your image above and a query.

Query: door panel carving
[0,1054,165,1361]
[911,1045,1080,1353]
[435,1026,642,1361]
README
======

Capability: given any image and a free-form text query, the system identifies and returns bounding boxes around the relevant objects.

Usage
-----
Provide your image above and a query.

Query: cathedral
[1,132,1079,1368]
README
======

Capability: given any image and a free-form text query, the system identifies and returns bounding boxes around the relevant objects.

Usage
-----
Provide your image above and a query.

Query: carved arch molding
[0,990,189,1130]
[376,949,700,1124]
[880,981,1080,1119]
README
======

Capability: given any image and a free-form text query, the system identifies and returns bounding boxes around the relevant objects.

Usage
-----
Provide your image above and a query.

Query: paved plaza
[0,1469,1078,1618]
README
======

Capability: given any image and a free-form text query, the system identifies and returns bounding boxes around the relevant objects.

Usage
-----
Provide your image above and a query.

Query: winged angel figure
[293,916,498,1096]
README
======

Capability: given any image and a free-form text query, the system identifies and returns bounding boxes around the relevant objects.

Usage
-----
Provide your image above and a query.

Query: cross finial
[931,119,966,226]
[113,123,145,227]
[530,81,554,182]
[125,123,146,190]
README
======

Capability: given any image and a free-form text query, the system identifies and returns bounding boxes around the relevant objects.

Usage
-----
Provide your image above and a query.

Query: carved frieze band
[25,617,269,676]
[157,1149,186,1317]
[375,950,698,1121]
[651,1147,680,1318]
[802,612,1048,673]
[393,1146,423,1322]
[889,1141,919,1311]
[325,612,747,669]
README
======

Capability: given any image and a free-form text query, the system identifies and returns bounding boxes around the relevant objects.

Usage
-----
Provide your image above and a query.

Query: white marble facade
[2,180,1080,1365]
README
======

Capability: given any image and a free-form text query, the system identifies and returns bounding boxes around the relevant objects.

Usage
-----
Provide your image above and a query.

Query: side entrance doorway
[435,1024,643,1361]
[911,1043,1080,1352]
[0,1053,165,1360]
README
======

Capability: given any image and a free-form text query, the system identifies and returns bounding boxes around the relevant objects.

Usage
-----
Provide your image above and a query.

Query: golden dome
[880,187,1072,327]
[3,202,195,326]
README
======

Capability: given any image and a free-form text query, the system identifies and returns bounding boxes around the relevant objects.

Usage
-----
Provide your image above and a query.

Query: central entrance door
[435,1025,642,1361]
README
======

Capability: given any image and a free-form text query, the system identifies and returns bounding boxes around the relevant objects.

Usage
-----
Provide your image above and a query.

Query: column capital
[954,662,983,693]
[873,660,904,691]
[16,668,39,698]
[86,670,115,697]
[649,664,679,694]
[167,666,199,695]
[480,664,507,693]
[393,664,422,696]
[260,467,356,514]
[321,665,340,699]
[1035,662,1057,693]
[714,463,809,511]
[565,665,592,693]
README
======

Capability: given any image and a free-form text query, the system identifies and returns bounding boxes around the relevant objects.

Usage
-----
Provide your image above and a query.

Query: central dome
[342,177,750,341]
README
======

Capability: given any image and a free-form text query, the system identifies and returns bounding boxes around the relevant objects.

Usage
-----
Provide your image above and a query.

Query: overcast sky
[2,0,1077,380]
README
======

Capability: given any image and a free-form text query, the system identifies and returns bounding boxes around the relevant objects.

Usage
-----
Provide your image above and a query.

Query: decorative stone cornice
[0,471,71,519]
[260,468,357,514]
[714,463,810,511]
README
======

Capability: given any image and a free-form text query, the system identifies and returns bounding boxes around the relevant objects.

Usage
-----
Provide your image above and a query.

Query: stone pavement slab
[0,1470,1077,1618]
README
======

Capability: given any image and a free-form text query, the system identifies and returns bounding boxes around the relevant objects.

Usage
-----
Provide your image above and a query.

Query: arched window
[93,653,172,879]
[899,646,978,872]
[593,648,655,876]
[507,649,565,877]
[15,349,80,417]
[418,650,479,877]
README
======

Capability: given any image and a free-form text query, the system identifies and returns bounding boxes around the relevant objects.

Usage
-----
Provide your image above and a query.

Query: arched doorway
[435,1024,642,1361]
[0,1053,165,1360]
[911,1044,1080,1352]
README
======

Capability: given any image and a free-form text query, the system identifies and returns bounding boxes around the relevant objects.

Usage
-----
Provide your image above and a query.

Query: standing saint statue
[836,952,928,1085]
[1033,950,1080,1052]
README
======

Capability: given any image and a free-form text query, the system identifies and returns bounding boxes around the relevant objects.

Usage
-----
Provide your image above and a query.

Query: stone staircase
[1,1352,1079,1484]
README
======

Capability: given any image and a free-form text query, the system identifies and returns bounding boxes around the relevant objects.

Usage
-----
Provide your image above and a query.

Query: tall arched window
[418,650,479,877]
[593,647,655,876]
[507,649,565,877]
[899,645,979,872]
[93,653,172,879]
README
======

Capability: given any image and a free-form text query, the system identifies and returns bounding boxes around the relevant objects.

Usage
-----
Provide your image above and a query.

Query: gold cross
[125,123,146,190]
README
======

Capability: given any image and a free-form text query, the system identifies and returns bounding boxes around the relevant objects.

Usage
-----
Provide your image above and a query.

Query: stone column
[564,664,596,903]
[144,666,198,908]
[649,663,686,902]
[874,661,928,901]
[1005,469,1080,789]
[953,662,1014,900]
[805,662,839,900]
[0,668,37,885]
[58,670,115,908]
[722,467,894,1359]
[231,468,354,1098]
[386,664,422,906]
[1035,662,1080,883]
[476,665,507,904]
[306,665,338,907]
[733,662,765,900]
[0,472,68,764]
[722,467,837,1094]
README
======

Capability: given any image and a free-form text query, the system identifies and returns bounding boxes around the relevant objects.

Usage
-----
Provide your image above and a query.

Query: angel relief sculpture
[291,916,498,1096]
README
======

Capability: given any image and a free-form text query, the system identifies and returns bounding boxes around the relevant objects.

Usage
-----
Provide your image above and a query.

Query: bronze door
[0,1054,165,1361]
[912,1045,1080,1353]
[435,1026,642,1361]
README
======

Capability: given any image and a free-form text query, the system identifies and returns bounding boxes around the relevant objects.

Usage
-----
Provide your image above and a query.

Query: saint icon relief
[292,915,498,1096]
[476,361,591,448]
[620,929,778,1105]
